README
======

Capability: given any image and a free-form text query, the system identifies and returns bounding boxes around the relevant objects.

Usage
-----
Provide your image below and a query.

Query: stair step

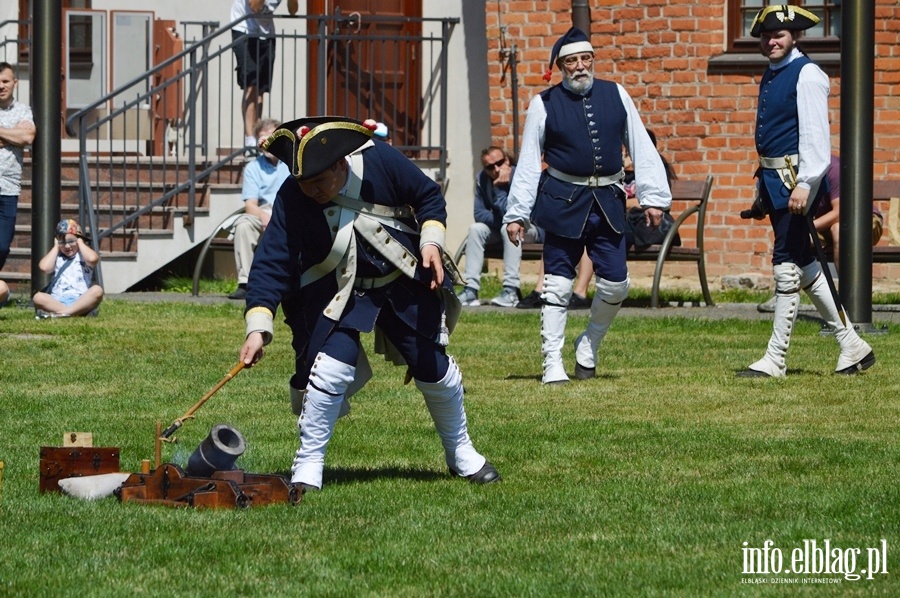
[12,154,245,292]
[0,271,30,281]
[99,251,139,261]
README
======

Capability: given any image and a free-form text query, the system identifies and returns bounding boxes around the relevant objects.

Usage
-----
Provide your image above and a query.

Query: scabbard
[806,213,847,326]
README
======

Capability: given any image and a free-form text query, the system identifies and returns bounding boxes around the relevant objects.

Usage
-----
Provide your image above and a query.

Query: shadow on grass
[502,373,621,382]
[319,465,449,486]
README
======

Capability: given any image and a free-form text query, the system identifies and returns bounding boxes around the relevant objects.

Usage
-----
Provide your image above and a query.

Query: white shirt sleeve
[795,63,831,190]
[503,95,546,226]
[618,84,672,210]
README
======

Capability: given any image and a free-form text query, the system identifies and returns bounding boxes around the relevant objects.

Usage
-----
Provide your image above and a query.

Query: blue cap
[543,27,594,82]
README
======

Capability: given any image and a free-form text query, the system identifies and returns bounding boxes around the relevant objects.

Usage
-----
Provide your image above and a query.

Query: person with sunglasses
[503,26,672,384]
[32,219,103,318]
[457,146,542,307]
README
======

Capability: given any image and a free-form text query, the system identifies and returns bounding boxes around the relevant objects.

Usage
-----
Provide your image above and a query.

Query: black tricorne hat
[261,116,374,180]
[750,5,820,38]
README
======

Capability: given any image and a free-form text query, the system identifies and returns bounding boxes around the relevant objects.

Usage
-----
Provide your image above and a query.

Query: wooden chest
[39,446,121,494]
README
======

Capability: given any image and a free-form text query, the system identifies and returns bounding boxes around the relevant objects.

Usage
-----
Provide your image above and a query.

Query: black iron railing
[61,12,456,277]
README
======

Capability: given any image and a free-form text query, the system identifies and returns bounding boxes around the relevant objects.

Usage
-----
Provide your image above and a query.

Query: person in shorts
[32,219,103,318]
[230,0,298,149]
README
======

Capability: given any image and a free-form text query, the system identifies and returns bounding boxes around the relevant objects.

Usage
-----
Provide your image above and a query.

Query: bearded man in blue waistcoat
[504,27,672,385]
[738,5,874,378]
[238,117,500,490]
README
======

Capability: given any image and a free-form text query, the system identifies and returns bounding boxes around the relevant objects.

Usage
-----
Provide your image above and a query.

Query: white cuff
[419,220,446,252]
[245,307,274,345]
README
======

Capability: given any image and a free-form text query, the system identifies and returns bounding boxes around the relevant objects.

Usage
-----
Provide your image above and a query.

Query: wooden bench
[191,208,245,296]
[453,175,715,308]
[872,180,900,262]
[816,181,900,264]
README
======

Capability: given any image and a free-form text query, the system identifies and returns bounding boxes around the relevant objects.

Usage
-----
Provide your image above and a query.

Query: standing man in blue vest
[738,5,874,377]
[504,27,671,385]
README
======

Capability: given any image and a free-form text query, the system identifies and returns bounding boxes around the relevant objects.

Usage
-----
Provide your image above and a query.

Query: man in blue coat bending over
[238,117,500,490]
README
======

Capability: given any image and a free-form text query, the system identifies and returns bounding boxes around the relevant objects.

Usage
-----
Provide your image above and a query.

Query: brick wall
[484,1,900,285]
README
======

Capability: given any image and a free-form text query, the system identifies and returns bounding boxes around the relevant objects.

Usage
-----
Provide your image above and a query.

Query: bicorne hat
[542,26,594,82]
[750,5,820,38]
[261,116,374,180]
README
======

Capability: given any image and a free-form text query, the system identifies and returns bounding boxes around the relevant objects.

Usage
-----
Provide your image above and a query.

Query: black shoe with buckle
[736,368,771,378]
[568,294,591,309]
[228,286,247,300]
[574,362,596,380]
[835,350,876,375]
[516,290,542,309]
[450,462,501,484]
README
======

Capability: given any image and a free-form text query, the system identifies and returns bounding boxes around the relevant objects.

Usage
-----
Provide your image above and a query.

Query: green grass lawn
[0,297,897,595]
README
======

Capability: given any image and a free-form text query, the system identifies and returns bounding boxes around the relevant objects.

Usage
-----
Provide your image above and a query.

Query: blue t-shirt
[242,155,291,207]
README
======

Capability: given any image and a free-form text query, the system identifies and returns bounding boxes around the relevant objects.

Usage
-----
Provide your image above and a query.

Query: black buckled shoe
[736,368,771,378]
[227,286,248,300]
[574,362,596,380]
[450,462,501,484]
[516,290,543,309]
[568,293,591,309]
[835,350,876,375]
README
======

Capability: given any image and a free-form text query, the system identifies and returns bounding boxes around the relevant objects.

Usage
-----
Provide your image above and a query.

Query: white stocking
[290,353,355,489]
[416,358,486,476]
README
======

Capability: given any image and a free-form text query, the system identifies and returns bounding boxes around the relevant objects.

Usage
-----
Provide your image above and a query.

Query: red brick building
[483,1,900,286]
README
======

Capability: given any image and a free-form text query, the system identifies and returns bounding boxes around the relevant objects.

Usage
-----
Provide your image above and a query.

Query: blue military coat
[245,141,450,389]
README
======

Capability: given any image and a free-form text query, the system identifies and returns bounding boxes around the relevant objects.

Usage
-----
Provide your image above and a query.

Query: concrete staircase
[5,156,245,294]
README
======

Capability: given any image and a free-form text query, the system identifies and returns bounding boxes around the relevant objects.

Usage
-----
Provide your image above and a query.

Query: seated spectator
[32,219,103,318]
[457,146,542,307]
[815,154,883,270]
[228,118,291,300]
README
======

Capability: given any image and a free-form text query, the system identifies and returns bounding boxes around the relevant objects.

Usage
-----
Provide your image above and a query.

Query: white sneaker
[490,286,521,307]
[456,287,480,306]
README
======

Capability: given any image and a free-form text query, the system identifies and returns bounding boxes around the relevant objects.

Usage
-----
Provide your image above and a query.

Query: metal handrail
[64,12,458,269]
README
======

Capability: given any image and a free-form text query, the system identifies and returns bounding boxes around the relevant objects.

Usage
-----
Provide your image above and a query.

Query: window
[17,0,92,63]
[728,0,841,53]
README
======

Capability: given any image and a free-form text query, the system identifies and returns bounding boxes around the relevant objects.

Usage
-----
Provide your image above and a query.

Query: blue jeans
[0,194,18,270]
